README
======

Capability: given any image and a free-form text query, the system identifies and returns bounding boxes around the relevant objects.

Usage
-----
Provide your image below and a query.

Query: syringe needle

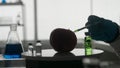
[74,26,87,32]
[74,25,91,33]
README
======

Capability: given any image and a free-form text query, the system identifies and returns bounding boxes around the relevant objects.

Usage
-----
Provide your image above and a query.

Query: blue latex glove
[86,15,119,43]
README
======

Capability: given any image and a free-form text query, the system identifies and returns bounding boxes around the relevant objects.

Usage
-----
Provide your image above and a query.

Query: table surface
[0,48,120,68]
[0,48,104,60]
[23,48,104,57]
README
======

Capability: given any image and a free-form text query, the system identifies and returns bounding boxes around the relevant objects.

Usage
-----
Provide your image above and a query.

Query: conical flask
[4,24,24,59]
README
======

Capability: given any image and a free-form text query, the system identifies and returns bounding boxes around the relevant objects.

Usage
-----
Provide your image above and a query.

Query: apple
[50,28,77,53]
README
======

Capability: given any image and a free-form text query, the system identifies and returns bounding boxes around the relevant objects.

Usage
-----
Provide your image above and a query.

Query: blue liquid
[2,0,6,3]
[4,43,23,59]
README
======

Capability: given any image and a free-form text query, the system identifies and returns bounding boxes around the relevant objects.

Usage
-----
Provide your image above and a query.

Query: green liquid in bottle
[84,35,92,55]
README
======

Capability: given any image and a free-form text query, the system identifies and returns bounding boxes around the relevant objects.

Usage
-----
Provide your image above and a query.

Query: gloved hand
[86,15,119,43]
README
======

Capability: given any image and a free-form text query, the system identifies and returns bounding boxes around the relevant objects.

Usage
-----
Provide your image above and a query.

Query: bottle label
[36,46,41,56]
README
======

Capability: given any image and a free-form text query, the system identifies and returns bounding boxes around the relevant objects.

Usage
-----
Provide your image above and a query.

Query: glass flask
[4,24,24,59]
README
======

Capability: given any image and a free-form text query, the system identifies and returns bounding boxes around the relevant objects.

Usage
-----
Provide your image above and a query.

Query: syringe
[73,22,100,33]
[73,24,91,33]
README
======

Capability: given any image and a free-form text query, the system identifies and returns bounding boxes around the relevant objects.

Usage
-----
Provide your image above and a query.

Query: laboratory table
[0,48,120,68]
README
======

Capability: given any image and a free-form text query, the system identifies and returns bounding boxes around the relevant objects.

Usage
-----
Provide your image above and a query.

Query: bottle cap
[36,40,41,42]
[28,43,33,48]
[28,43,32,45]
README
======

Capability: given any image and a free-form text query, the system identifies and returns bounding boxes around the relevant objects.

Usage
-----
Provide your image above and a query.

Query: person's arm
[110,27,120,57]
[85,15,120,57]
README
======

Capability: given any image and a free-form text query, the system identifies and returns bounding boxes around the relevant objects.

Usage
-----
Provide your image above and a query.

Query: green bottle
[84,32,92,55]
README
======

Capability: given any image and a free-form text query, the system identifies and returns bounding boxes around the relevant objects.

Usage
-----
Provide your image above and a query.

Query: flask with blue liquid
[4,24,24,59]
[2,0,6,3]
